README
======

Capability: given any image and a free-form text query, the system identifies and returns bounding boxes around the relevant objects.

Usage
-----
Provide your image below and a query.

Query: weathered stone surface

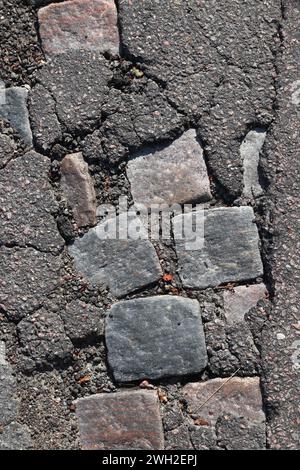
[0,364,18,426]
[183,377,265,425]
[0,87,32,146]
[17,308,73,370]
[61,300,104,342]
[216,414,266,450]
[0,247,62,322]
[38,0,119,56]
[174,206,263,289]
[75,390,164,450]
[241,128,266,198]
[69,214,162,297]
[29,51,112,142]
[127,129,211,208]
[60,152,96,228]
[0,151,64,253]
[223,284,267,325]
[0,422,32,450]
[106,296,207,382]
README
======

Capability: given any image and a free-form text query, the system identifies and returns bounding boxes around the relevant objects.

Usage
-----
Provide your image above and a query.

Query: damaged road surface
[0,0,299,451]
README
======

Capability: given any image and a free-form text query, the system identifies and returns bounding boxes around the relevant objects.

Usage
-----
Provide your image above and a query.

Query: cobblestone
[38,0,119,56]
[60,152,97,228]
[69,214,162,297]
[106,296,207,382]
[183,377,265,425]
[241,129,266,198]
[0,87,32,147]
[75,390,164,450]
[127,129,211,208]
[223,284,267,326]
[174,206,263,289]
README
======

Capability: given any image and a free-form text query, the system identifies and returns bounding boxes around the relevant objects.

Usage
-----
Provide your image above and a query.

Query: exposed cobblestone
[183,377,265,425]
[69,214,162,297]
[0,87,32,146]
[38,0,119,56]
[60,152,97,228]
[75,390,164,450]
[106,296,207,383]
[127,129,211,208]
[174,206,263,289]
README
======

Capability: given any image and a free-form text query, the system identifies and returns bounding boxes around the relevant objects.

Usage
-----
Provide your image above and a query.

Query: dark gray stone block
[106,295,207,382]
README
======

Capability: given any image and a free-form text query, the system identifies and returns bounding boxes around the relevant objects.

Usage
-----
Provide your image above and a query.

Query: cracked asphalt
[0,0,299,451]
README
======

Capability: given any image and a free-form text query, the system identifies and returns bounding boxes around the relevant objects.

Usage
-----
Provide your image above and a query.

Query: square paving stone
[106,296,208,383]
[182,377,265,425]
[127,129,211,208]
[69,213,162,298]
[174,206,263,289]
[38,0,119,56]
[75,390,164,450]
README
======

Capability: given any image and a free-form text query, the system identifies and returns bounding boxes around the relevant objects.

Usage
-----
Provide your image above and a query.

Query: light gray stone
[223,283,267,325]
[69,214,162,297]
[60,152,96,228]
[38,0,119,56]
[75,390,164,450]
[0,247,62,322]
[174,206,263,289]
[0,151,64,253]
[0,87,32,146]
[106,296,207,383]
[182,377,265,425]
[127,129,211,209]
[241,129,266,198]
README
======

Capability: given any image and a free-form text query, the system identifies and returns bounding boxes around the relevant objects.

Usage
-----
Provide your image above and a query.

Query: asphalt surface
[0,0,299,450]
[260,0,300,449]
